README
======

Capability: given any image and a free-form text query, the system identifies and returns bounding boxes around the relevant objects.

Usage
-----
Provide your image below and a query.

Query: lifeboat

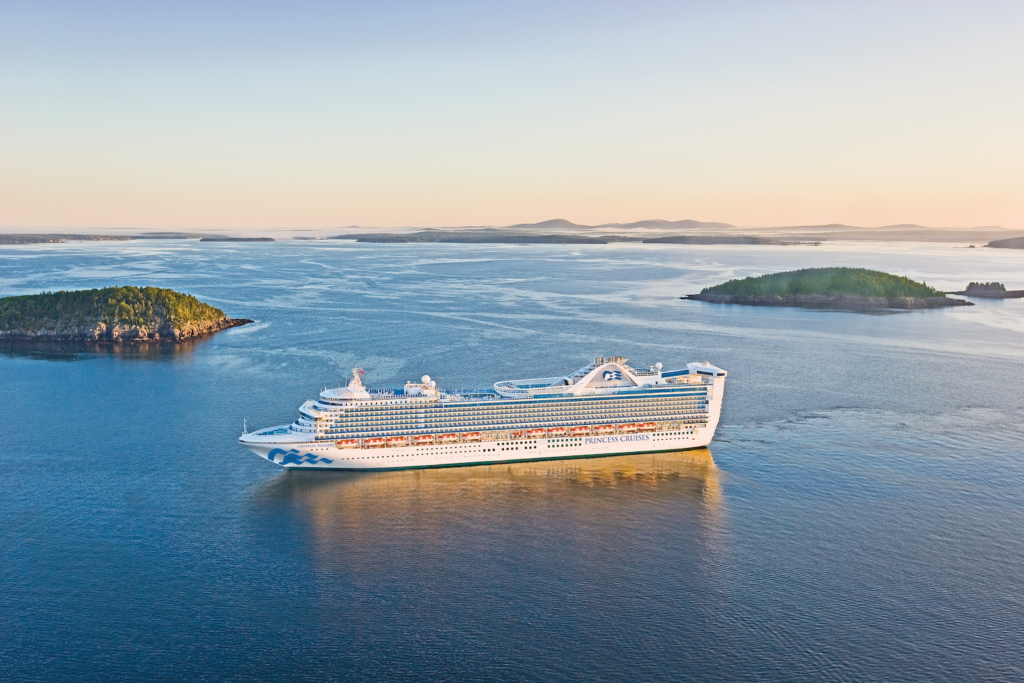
[593,425,615,434]
[363,437,385,448]
[509,430,524,439]
[437,433,459,443]
[546,426,568,436]
[525,428,546,438]
[412,434,435,444]
[461,432,482,442]
[335,439,359,449]
[618,423,638,433]
[637,422,658,432]
[386,436,408,446]
[569,425,591,435]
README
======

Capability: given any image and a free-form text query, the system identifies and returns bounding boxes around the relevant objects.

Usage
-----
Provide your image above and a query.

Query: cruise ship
[239,356,727,470]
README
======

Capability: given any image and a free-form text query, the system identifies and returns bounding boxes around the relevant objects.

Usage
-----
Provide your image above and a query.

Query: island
[986,237,1024,249]
[0,286,252,343]
[682,267,973,309]
[198,237,275,242]
[0,234,133,245]
[333,230,615,244]
[643,235,783,245]
[950,282,1024,298]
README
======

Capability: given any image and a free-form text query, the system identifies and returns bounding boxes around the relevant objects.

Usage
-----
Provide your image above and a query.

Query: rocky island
[950,282,1024,298]
[0,286,252,343]
[683,267,972,310]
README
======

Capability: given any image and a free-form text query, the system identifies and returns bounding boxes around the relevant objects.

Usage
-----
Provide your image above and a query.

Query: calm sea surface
[1,240,1023,682]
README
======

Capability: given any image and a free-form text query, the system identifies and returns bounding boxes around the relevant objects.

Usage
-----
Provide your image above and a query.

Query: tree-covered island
[683,267,972,309]
[0,286,252,342]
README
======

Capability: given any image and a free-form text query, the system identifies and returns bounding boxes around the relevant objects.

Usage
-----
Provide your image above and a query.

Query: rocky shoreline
[0,317,253,343]
[682,293,972,309]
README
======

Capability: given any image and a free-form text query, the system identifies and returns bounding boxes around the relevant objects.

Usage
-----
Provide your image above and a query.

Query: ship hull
[241,428,716,471]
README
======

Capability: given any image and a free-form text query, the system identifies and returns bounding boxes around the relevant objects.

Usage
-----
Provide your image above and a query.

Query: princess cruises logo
[603,370,622,381]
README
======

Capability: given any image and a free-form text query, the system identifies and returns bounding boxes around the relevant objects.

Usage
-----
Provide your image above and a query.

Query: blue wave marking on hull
[267,448,334,465]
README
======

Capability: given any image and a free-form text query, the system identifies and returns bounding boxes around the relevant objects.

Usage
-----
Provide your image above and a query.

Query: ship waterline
[239,356,727,470]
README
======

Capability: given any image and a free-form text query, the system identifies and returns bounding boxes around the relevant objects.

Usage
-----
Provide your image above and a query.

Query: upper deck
[301,357,726,419]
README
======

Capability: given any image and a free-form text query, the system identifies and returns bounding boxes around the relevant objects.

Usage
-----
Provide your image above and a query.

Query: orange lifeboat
[525,428,546,438]
[412,434,435,444]
[546,426,567,436]
[638,422,658,432]
[461,432,482,442]
[437,433,459,443]
[509,430,524,439]
[569,425,591,435]
[593,425,615,434]
[335,439,359,449]
[618,423,637,433]
[363,437,385,448]
[386,436,408,446]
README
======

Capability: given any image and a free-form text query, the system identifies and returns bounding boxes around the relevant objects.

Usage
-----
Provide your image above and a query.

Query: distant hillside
[332,229,611,244]
[605,219,737,231]
[502,219,584,231]
[498,218,737,231]
[684,267,969,310]
[0,286,251,342]
[0,234,132,244]
[779,228,1018,243]
[986,237,1024,249]
[643,235,781,245]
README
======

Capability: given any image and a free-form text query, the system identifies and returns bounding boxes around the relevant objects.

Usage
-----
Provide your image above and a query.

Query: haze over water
[2,240,1023,681]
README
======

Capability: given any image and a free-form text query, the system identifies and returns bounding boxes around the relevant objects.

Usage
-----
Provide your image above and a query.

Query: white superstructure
[239,356,727,470]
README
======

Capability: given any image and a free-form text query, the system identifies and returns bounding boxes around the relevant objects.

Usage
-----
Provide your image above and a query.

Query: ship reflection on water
[248,449,725,571]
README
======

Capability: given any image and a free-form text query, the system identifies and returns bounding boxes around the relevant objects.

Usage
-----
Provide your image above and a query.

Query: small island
[950,282,1024,298]
[683,267,973,309]
[0,286,252,343]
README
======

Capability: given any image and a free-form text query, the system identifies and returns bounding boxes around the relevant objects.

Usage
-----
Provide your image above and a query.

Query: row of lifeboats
[334,423,660,449]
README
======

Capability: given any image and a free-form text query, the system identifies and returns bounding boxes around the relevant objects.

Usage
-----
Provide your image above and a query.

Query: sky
[1,0,1021,230]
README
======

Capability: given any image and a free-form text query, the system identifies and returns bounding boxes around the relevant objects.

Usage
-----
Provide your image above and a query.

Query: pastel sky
[1,1,1021,230]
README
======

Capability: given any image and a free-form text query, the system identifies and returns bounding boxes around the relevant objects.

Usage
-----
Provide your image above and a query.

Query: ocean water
[1,240,1022,682]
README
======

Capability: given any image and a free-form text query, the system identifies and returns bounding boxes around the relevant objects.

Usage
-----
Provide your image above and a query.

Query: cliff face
[684,293,972,309]
[0,317,252,342]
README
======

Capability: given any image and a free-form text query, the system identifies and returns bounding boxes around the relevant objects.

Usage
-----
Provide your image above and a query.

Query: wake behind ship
[239,356,727,470]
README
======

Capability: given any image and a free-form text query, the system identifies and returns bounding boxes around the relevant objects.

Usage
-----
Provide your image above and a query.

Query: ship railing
[315,407,710,430]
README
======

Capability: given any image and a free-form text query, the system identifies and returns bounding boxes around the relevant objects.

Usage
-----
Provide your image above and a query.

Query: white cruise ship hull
[241,428,717,470]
